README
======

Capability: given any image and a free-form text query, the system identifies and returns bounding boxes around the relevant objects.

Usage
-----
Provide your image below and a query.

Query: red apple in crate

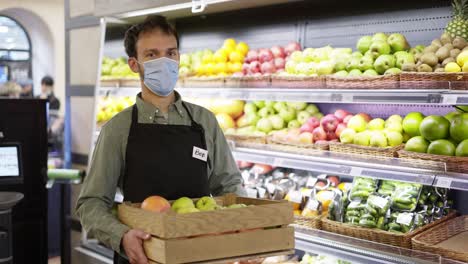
[357,112,372,122]
[274,57,286,69]
[285,42,302,55]
[253,72,262,77]
[300,122,316,133]
[313,126,327,141]
[335,123,347,137]
[232,72,244,77]
[141,196,171,213]
[271,46,286,58]
[334,109,351,122]
[307,117,320,129]
[249,61,261,74]
[242,63,250,74]
[258,49,274,63]
[261,61,276,74]
[299,132,314,144]
[343,114,353,125]
[326,131,338,141]
[246,50,258,63]
[321,114,340,132]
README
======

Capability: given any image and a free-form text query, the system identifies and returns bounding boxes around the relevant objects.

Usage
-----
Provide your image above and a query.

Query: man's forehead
[136,29,177,49]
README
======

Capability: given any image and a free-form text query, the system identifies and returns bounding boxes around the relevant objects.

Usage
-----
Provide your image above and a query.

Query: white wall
[0,0,65,114]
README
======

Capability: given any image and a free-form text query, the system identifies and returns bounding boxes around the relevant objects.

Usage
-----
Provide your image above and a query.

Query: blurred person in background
[0,81,22,98]
[38,75,60,110]
[19,79,34,98]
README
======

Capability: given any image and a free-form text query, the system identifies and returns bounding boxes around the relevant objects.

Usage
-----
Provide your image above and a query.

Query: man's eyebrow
[143,48,160,53]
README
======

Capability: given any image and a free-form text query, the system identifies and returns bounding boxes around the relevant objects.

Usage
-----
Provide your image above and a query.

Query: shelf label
[273,158,285,167]
[437,177,452,188]
[246,188,258,198]
[397,213,413,226]
[349,167,363,176]
[257,187,267,198]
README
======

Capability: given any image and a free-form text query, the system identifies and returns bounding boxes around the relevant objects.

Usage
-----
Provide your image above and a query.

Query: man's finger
[134,246,149,264]
[135,230,151,240]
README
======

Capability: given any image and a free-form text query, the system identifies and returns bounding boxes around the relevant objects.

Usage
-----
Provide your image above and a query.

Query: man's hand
[122,229,151,264]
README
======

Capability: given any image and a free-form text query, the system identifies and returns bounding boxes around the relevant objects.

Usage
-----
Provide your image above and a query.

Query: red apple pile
[242,42,301,77]
[297,109,353,144]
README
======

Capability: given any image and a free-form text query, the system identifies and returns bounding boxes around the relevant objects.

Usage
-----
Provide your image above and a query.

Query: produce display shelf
[231,146,468,191]
[98,86,468,105]
[294,228,466,264]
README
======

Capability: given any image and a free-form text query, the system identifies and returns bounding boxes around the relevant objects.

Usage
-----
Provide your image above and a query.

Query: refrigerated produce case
[68,0,468,263]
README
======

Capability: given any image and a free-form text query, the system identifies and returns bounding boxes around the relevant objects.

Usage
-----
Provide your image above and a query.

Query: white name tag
[192,146,208,162]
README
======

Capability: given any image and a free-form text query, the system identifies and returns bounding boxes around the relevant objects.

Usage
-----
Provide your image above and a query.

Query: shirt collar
[135,91,185,118]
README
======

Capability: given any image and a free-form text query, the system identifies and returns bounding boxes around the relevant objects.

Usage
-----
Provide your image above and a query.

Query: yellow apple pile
[96,96,135,123]
[195,38,249,77]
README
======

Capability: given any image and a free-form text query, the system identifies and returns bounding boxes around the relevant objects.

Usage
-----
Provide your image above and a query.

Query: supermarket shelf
[99,86,468,105]
[295,228,449,264]
[231,146,468,191]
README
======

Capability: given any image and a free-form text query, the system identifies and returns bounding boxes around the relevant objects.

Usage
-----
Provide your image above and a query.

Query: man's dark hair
[124,15,179,58]
[41,75,54,86]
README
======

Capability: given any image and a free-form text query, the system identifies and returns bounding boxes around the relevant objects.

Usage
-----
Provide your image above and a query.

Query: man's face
[128,29,179,78]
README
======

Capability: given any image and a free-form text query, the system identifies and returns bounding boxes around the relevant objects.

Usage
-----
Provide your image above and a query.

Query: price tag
[372,196,389,209]
[437,177,452,188]
[397,213,413,226]
[257,187,267,198]
[241,170,251,182]
[350,167,363,177]
[306,200,319,211]
[246,188,258,198]
[306,177,318,188]
[287,190,303,204]
[266,183,276,194]
[273,158,285,167]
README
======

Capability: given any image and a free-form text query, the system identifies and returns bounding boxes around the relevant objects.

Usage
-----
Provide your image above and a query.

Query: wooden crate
[118,194,294,239]
[145,227,295,264]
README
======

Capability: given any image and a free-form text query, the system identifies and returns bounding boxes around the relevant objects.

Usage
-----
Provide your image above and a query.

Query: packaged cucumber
[391,182,422,212]
[387,211,415,233]
[349,177,379,202]
[360,193,391,230]
[327,188,349,222]
[344,200,366,225]
[377,180,397,197]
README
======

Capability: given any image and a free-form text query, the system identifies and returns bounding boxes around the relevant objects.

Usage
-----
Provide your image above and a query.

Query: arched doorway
[0,15,31,84]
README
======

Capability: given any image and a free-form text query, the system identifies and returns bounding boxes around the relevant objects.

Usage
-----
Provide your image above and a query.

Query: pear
[402,62,417,72]
[450,49,461,59]
[431,39,443,48]
[442,57,456,67]
[424,45,439,53]
[453,37,467,50]
[435,47,450,61]
[443,43,454,50]
[417,64,433,72]
[440,33,453,45]
[434,68,445,73]
[420,52,439,67]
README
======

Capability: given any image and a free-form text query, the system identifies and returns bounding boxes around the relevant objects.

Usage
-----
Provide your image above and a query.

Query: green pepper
[354,186,376,192]
[401,224,411,233]
[366,205,379,216]
[429,194,438,203]
[393,197,414,205]
[388,222,401,230]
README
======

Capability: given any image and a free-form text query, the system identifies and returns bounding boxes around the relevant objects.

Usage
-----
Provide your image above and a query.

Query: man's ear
[128,57,140,73]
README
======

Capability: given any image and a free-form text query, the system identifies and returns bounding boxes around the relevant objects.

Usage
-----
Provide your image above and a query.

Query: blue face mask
[139,57,179,97]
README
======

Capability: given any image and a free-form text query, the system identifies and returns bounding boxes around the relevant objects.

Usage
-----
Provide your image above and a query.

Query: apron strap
[130,104,138,131]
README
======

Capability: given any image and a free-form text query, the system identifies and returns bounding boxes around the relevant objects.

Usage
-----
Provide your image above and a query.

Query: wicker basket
[100,78,120,88]
[329,142,403,158]
[412,216,468,262]
[326,74,400,89]
[225,134,267,148]
[398,150,468,174]
[224,76,244,88]
[400,72,468,90]
[184,76,225,88]
[321,211,458,248]
[242,75,271,88]
[293,215,321,230]
[266,136,329,151]
[271,75,326,89]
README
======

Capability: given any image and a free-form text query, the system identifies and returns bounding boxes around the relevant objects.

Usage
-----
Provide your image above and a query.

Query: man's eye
[170,51,178,56]
[147,53,155,57]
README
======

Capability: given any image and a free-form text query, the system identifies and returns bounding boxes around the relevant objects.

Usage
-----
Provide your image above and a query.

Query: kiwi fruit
[435,47,450,61]
[420,52,439,67]
[424,45,439,53]
[453,37,467,50]
[417,64,433,72]
[431,39,443,48]
[440,33,453,45]
[443,43,454,50]
[450,49,461,58]
[402,62,417,72]
[434,68,445,73]
[442,57,456,67]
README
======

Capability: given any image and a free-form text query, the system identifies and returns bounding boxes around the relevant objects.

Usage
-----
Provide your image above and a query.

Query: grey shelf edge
[231,147,468,191]
[294,228,467,264]
[98,86,468,105]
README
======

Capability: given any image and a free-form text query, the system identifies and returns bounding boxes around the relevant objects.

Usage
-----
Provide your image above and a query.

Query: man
[38,76,60,110]
[76,15,245,264]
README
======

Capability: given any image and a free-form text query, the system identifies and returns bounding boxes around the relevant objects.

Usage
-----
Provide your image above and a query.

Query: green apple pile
[226,101,323,137]
[96,96,135,123]
[179,49,213,77]
[340,113,407,148]
[334,32,415,77]
[404,110,468,157]
[407,33,468,73]
[100,56,139,79]
[171,196,247,214]
[284,46,352,76]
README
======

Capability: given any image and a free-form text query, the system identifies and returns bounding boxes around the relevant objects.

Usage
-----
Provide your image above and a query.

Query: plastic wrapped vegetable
[388,212,415,233]
[344,200,366,225]
[378,180,397,197]
[391,182,422,212]
[327,188,348,222]
[349,177,378,201]
[360,193,391,229]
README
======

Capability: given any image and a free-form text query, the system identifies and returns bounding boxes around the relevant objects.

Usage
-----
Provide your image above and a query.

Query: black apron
[114,103,210,263]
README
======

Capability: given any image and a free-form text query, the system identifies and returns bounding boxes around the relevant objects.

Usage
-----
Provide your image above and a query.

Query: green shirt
[76,91,245,253]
